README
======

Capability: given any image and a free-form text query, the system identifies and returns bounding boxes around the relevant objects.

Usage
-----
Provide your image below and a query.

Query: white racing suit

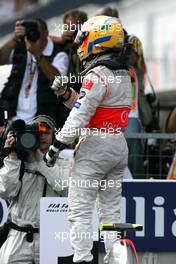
[0,153,70,264]
[54,65,132,263]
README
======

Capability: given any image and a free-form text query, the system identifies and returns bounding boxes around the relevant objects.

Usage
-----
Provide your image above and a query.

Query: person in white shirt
[0,114,70,263]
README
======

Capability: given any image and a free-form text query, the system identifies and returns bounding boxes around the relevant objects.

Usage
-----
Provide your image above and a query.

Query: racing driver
[44,16,132,264]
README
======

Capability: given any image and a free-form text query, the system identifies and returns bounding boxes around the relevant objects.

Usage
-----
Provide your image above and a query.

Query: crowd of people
[0,5,175,264]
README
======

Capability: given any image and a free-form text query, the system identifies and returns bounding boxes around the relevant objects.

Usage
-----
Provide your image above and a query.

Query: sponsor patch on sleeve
[82,79,94,90]
[74,101,81,109]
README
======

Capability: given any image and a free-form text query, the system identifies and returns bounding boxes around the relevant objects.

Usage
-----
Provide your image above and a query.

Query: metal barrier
[125,133,176,179]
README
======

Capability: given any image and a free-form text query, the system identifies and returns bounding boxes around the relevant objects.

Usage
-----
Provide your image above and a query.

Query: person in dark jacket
[0,18,69,129]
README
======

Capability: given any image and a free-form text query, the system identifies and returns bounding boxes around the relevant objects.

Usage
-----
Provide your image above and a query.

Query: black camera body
[15,123,40,150]
[10,120,40,150]
[20,20,40,42]
[0,120,41,166]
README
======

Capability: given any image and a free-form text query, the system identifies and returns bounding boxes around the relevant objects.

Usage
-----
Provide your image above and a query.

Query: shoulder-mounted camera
[5,119,47,151]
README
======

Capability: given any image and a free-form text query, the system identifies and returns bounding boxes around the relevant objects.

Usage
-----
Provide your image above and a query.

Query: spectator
[0,114,70,263]
[52,9,88,46]
[125,36,145,178]
[127,35,153,129]
[51,9,88,93]
[0,18,69,128]
[125,35,156,178]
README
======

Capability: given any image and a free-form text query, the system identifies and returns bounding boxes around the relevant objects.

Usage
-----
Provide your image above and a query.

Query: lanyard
[24,55,37,98]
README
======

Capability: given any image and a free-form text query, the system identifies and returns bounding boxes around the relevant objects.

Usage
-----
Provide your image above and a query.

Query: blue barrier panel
[122,180,176,252]
[1,180,176,252]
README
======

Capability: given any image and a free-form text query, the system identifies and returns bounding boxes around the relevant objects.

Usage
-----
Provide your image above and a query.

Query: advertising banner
[40,197,99,264]
[122,180,176,252]
[1,180,176,262]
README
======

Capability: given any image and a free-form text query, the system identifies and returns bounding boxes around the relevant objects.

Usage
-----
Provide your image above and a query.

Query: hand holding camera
[4,132,17,157]
[14,20,42,56]
[60,30,75,44]
[4,119,40,152]
[14,21,26,40]
[5,132,15,147]
[14,20,40,42]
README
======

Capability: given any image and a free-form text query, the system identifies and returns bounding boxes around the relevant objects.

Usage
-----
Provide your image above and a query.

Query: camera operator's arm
[0,135,22,200]
[26,39,69,81]
[0,39,15,65]
[38,52,69,81]
[37,57,58,81]
[0,21,25,65]
[51,30,74,45]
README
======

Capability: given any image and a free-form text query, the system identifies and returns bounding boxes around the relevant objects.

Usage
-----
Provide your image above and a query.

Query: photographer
[0,115,70,263]
[51,10,88,93]
[0,18,69,128]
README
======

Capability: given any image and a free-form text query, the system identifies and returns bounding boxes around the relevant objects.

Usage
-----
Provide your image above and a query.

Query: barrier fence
[125,133,176,179]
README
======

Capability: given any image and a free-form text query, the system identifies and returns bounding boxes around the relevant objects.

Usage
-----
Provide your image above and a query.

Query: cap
[33,115,56,131]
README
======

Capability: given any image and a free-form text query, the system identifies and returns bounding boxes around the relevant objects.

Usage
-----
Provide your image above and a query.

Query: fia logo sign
[46,203,68,213]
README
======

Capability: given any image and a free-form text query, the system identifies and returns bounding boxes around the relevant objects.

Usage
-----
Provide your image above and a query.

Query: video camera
[7,119,45,150]
[19,20,40,42]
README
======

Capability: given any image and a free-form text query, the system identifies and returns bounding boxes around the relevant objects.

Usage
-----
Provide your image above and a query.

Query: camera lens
[20,20,40,42]
[20,132,38,149]
[26,28,40,42]
[16,131,40,150]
